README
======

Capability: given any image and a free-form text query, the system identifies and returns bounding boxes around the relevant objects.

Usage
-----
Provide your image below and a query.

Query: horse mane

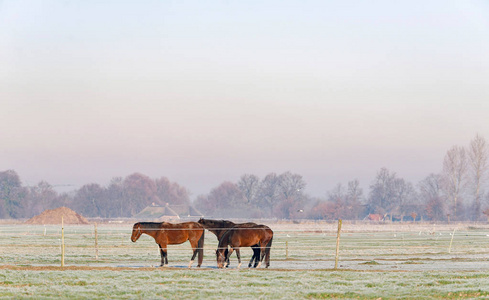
[199,218,235,228]
[217,219,236,227]
[138,222,164,229]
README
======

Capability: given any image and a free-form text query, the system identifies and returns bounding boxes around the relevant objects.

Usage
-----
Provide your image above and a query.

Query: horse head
[216,248,227,269]
[131,222,142,242]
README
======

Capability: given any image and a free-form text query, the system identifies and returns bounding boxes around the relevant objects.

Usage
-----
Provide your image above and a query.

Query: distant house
[133,203,204,221]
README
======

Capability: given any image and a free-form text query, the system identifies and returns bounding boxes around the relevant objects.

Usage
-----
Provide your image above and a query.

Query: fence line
[3,223,489,270]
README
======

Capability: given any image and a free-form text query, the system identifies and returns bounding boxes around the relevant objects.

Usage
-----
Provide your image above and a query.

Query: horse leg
[248,254,255,268]
[265,237,273,268]
[249,245,259,268]
[189,245,199,268]
[159,245,168,267]
[235,248,242,269]
[224,248,234,268]
[197,230,205,267]
[188,250,196,268]
[256,245,266,268]
[224,248,231,267]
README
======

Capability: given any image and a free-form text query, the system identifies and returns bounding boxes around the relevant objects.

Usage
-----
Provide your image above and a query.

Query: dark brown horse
[131,222,205,268]
[215,225,273,269]
[198,218,261,267]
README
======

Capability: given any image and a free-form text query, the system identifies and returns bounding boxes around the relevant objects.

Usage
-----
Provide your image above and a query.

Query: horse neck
[217,231,231,248]
[139,223,161,239]
[206,220,235,239]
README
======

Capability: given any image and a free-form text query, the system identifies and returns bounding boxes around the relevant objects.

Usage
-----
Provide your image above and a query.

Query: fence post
[448,228,456,253]
[94,222,99,260]
[334,219,342,270]
[285,240,289,260]
[61,216,65,267]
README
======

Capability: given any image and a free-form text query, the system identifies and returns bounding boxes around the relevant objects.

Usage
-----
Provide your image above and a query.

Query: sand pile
[25,207,90,225]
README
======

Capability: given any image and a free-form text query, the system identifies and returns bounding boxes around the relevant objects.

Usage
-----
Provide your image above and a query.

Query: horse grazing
[216,225,273,269]
[131,222,205,268]
[198,218,262,267]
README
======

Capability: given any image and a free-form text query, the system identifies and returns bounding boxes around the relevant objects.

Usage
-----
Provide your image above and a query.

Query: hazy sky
[2,1,489,198]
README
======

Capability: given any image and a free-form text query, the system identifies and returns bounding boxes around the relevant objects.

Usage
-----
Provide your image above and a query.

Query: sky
[1,0,489,198]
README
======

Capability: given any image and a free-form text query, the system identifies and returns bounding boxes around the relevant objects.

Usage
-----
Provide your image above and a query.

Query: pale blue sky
[1,1,489,197]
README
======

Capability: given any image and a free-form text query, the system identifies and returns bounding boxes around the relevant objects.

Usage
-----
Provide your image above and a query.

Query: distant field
[1,221,489,298]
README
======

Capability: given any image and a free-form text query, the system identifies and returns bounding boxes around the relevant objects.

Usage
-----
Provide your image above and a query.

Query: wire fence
[1,222,489,270]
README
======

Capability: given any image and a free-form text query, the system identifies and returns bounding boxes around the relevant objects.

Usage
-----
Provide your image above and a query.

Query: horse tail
[197,228,205,267]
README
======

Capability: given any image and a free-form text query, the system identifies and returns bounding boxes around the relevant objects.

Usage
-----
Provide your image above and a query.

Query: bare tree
[442,146,468,220]
[326,183,347,220]
[467,134,488,221]
[257,173,281,217]
[278,172,306,199]
[276,172,307,219]
[368,168,396,217]
[72,183,105,217]
[237,174,261,205]
[392,178,417,221]
[123,173,158,217]
[155,177,190,206]
[194,181,244,218]
[27,181,58,217]
[418,174,446,221]
[107,177,124,218]
[346,179,364,219]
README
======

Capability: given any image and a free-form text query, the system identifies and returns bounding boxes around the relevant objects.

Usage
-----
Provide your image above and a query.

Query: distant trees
[0,170,25,218]
[467,134,488,221]
[2,134,489,221]
[194,171,308,219]
[72,183,105,218]
[442,146,468,220]
[419,174,445,221]
[25,181,60,217]
[309,179,364,220]
[75,173,191,218]
[0,171,190,219]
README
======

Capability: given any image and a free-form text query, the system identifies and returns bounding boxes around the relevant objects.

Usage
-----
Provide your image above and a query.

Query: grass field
[1,221,489,299]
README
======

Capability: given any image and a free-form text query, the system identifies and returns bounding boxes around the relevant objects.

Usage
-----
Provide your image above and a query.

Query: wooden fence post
[448,228,456,253]
[61,216,65,267]
[285,240,289,260]
[94,223,99,260]
[334,219,342,270]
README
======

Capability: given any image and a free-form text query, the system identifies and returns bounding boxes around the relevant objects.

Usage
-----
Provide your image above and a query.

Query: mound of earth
[25,207,90,225]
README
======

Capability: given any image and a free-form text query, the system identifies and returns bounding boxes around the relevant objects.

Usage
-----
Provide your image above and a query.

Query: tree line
[1,134,488,221]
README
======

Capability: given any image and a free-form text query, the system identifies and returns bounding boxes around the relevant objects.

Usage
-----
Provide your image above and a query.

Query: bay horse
[198,218,262,267]
[216,225,273,269]
[131,222,204,268]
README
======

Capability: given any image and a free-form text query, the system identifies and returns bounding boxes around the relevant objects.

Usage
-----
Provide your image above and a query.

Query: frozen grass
[1,222,489,298]
[2,267,489,299]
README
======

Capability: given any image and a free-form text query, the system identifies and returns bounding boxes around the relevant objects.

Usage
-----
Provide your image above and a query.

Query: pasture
[1,221,489,299]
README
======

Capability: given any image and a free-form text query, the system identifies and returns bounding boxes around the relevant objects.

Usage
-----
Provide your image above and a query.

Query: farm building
[132,203,203,221]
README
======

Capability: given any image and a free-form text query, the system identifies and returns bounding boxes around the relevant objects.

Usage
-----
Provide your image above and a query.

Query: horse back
[223,227,269,248]
[157,222,203,245]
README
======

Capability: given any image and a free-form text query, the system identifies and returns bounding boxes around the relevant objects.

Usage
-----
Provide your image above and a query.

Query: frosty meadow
[1,221,489,298]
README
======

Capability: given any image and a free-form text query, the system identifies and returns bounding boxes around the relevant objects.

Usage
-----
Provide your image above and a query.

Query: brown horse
[131,222,205,268]
[216,225,273,269]
[198,218,262,267]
